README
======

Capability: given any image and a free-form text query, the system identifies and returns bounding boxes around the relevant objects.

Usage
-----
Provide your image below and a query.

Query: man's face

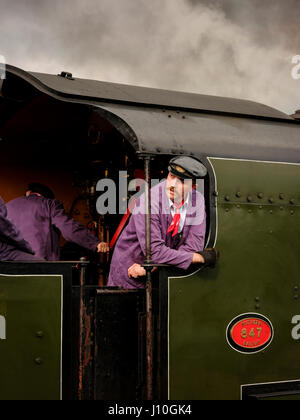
[166,172,193,203]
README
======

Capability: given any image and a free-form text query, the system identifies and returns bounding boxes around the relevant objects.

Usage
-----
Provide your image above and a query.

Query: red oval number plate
[226,313,274,354]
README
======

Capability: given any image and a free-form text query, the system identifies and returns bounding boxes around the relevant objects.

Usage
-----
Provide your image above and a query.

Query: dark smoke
[0,0,299,113]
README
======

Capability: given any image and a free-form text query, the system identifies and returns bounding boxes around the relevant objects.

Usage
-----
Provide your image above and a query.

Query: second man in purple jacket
[6,183,109,261]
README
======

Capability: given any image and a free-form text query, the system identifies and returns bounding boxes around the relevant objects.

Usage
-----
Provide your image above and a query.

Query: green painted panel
[168,159,300,400]
[211,158,300,205]
[0,274,62,400]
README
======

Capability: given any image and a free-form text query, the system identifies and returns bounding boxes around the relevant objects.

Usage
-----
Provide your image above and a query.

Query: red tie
[167,200,185,237]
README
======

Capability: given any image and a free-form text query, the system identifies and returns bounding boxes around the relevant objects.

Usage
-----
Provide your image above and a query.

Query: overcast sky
[0,0,299,114]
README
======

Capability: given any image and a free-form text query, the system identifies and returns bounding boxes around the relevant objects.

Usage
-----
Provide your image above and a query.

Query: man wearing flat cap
[108,156,218,289]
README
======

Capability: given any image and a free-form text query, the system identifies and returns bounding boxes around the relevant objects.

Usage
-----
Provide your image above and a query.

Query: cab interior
[0,73,208,285]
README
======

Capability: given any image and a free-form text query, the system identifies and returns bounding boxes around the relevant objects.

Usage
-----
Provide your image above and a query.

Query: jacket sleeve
[49,200,100,252]
[178,202,206,253]
[0,197,34,254]
[132,198,194,270]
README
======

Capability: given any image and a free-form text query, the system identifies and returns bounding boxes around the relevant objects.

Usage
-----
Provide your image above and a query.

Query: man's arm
[50,200,108,253]
[127,192,207,279]
[179,215,206,253]
[131,205,194,270]
[127,249,219,279]
[128,252,205,279]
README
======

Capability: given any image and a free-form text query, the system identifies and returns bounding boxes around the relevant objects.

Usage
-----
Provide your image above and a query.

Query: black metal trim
[242,380,300,400]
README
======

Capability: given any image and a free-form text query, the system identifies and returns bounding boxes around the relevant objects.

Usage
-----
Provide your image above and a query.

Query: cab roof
[1,64,299,163]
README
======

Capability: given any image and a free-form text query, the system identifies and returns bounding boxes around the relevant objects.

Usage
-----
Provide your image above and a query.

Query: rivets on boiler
[221,191,298,213]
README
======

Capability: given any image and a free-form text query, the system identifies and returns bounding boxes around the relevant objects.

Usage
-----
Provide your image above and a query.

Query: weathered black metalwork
[78,258,88,400]
[144,155,154,401]
[94,288,146,400]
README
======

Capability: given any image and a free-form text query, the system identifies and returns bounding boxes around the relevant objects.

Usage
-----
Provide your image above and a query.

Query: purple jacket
[108,181,206,289]
[6,195,100,261]
[0,196,38,261]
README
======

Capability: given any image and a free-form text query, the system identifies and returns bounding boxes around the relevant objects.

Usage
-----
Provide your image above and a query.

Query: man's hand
[192,253,205,264]
[128,263,146,279]
[192,248,219,267]
[198,248,219,267]
[97,242,110,253]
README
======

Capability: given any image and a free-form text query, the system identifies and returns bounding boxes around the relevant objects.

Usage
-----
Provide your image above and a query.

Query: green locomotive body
[167,158,300,400]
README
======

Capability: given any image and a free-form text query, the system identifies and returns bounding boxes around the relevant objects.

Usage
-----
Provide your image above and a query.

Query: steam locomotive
[0,64,300,400]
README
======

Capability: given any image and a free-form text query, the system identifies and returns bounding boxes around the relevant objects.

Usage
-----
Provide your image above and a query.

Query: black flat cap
[168,156,207,179]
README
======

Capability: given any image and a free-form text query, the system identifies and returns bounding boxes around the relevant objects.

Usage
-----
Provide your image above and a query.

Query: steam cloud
[0,0,299,114]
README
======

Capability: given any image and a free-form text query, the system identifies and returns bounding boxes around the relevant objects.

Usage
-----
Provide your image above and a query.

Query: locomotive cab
[0,69,214,281]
